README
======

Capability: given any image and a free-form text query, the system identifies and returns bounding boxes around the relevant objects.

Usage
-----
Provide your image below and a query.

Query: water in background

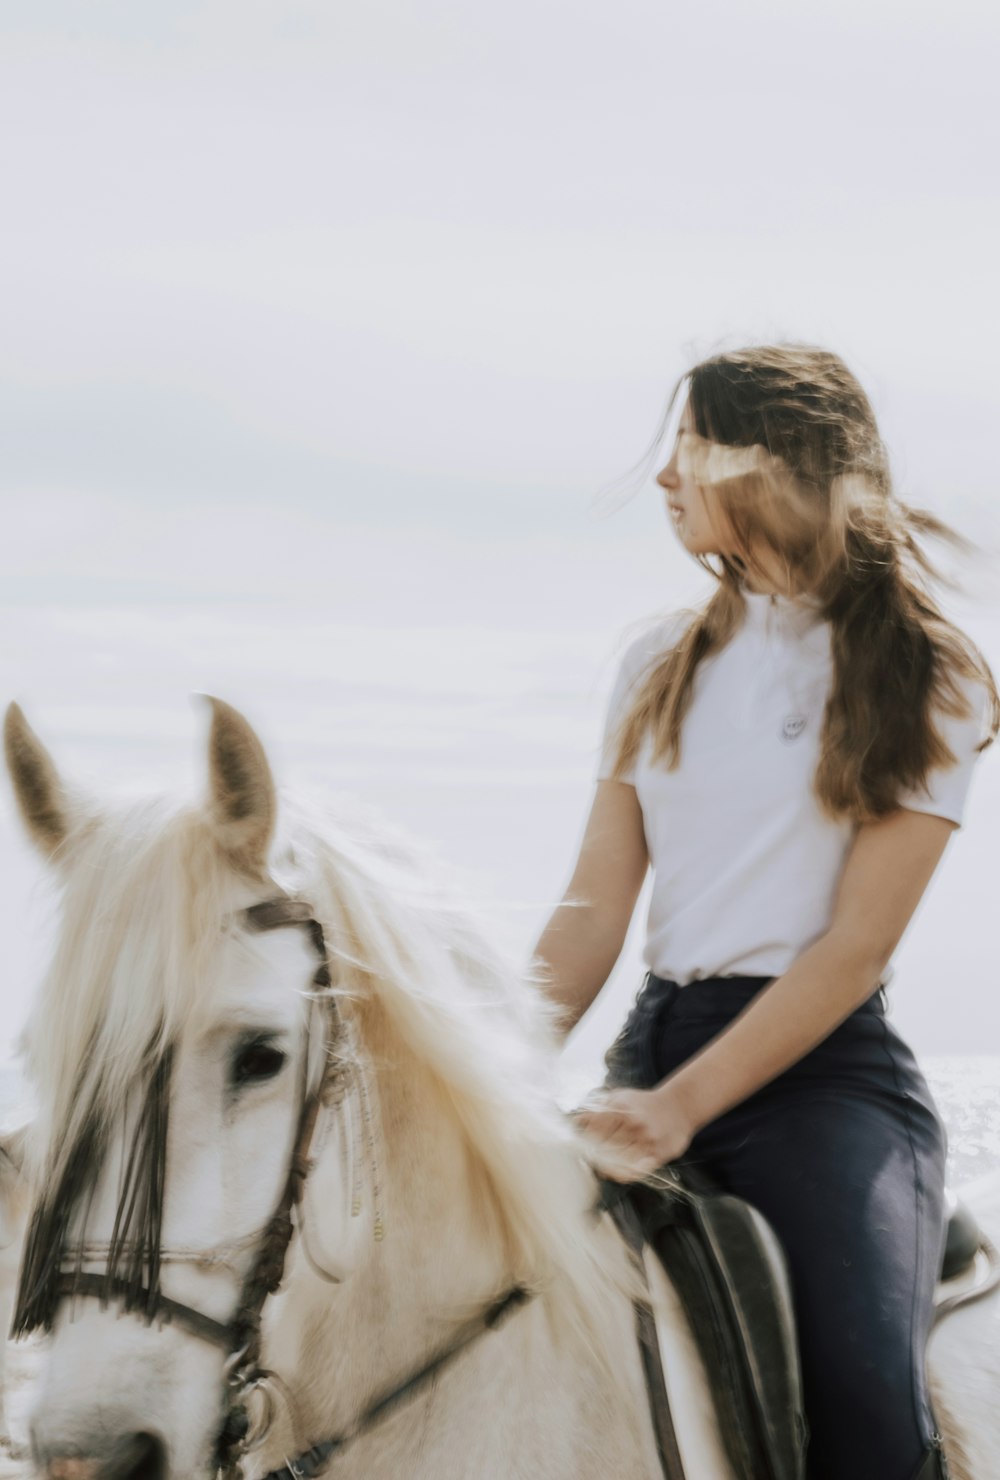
[927,1057,1000,1185]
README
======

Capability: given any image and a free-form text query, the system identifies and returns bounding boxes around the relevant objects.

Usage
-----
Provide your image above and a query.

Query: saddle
[600,1169,985,1480]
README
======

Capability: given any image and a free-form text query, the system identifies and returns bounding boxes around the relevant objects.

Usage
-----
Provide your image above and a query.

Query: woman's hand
[571,1081,697,1183]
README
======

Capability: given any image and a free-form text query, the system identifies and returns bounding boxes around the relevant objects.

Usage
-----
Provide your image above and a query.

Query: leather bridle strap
[259,1284,534,1480]
[601,1183,687,1480]
[214,898,347,1475]
[53,1271,236,1348]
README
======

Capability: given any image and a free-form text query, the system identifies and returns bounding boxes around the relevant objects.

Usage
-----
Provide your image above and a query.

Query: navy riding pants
[603,973,948,1480]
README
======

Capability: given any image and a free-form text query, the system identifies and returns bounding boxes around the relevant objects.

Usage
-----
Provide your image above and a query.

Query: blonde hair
[606,342,1000,822]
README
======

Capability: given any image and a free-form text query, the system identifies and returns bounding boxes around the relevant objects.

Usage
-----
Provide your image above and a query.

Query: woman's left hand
[571,1082,697,1182]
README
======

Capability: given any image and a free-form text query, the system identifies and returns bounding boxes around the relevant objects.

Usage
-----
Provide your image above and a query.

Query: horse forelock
[22,797,248,1187]
[13,1040,174,1338]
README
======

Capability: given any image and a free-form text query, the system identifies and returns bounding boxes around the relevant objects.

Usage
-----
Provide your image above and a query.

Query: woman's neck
[732,546,806,600]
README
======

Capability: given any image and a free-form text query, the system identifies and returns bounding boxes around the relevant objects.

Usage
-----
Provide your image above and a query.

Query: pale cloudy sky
[2,0,999,1072]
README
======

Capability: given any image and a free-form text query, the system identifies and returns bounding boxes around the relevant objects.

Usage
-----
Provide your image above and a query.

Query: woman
[532,344,999,1480]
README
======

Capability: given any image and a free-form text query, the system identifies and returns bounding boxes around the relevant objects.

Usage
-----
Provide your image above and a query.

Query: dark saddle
[941,1188,982,1282]
[600,1169,984,1480]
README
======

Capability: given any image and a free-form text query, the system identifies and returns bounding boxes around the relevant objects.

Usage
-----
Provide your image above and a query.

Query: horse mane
[21,783,630,1368]
[281,790,634,1369]
[290,793,620,1277]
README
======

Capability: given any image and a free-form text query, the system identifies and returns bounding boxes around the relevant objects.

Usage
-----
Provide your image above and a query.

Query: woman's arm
[576,806,957,1176]
[532,779,649,1037]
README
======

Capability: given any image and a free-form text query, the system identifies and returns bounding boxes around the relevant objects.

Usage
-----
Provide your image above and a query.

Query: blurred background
[1,1,998,1170]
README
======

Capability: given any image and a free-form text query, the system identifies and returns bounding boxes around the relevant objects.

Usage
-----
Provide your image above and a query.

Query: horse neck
[265,1011,657,1478]
[277,1026,516,1407]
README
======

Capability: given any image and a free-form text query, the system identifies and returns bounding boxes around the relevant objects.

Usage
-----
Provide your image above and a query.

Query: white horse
[3,697,999,1480]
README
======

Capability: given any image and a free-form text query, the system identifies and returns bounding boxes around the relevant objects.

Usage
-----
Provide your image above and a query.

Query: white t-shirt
[595,589,991,988]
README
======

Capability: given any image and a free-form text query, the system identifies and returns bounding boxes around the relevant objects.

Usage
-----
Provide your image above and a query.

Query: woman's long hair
[606,343,1000,823]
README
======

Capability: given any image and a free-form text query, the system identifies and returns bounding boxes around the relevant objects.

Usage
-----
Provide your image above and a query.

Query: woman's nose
[657,461,679,490]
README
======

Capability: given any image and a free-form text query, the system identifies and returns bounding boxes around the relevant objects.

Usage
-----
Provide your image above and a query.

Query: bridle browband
[24,896,536,1480]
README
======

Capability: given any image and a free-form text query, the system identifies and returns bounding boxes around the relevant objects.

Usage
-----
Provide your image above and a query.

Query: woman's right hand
[571,1082,697,1181]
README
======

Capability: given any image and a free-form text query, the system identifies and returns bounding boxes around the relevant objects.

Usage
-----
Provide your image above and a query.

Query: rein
[256,1284,534,1480]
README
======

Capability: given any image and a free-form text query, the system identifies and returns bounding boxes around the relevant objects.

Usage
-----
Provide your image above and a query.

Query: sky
[2,0,999,1076]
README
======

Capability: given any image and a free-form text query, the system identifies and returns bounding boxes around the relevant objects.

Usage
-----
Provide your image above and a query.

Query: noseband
[22,896,534,1480]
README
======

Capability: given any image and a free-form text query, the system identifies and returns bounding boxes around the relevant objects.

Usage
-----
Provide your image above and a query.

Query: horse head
[3,700,623,1480]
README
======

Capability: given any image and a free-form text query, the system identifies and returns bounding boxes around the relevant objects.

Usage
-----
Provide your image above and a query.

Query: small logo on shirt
[781,714,807,741]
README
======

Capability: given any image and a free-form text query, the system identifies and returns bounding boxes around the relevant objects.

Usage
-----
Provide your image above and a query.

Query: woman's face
[657,396,798,596]
[656,397,737,558]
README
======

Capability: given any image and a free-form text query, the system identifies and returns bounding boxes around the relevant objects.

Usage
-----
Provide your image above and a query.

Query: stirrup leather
[601,1174,808,1480]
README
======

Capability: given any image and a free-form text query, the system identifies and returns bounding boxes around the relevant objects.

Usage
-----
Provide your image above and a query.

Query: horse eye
[231,1038,287,1088]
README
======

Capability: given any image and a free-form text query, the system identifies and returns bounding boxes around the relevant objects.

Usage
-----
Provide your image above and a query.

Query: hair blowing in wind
[605,342,1000,824]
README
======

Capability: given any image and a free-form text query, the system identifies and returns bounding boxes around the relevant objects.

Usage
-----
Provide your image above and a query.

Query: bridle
[25,896,535,1480]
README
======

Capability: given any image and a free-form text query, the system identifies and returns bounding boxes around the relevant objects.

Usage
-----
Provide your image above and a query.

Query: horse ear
[199,696,277,876]
[3,702,70,859]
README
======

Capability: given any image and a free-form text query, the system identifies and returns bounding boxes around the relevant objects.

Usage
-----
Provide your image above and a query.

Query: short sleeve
[895,674,992,828]
[594,613,689,785]
[595,651,643,784]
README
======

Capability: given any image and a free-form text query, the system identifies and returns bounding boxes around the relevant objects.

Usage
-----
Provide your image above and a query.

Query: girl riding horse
[534,343,999,1480]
